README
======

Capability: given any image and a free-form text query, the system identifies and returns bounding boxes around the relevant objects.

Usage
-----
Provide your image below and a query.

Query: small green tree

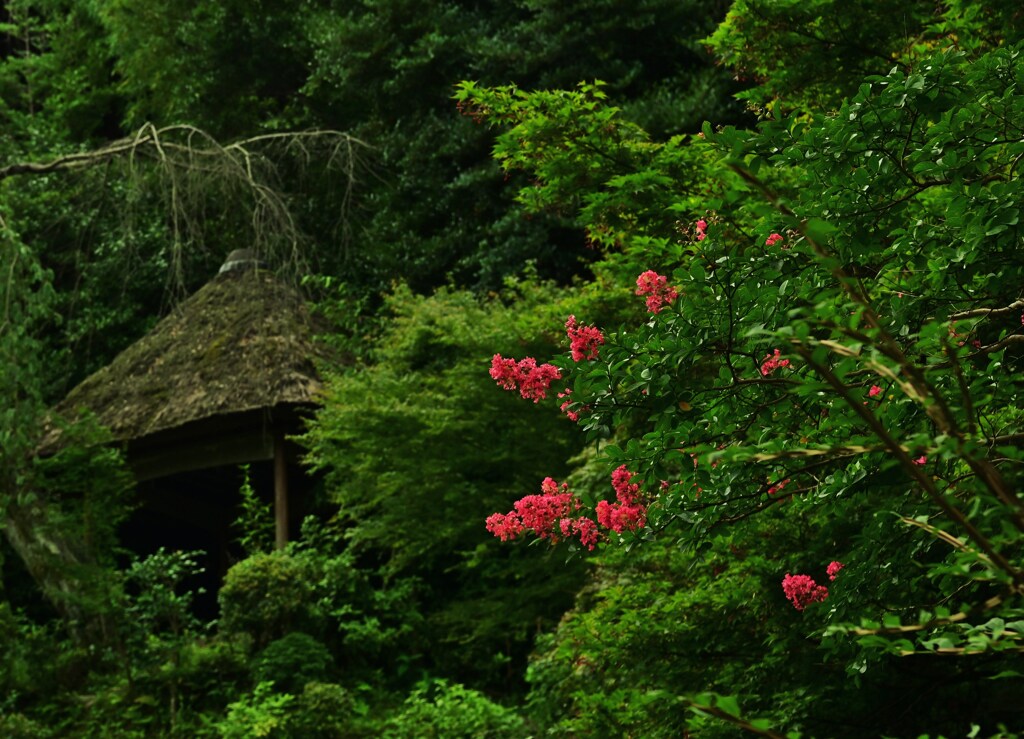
[232,465,275,556]
[302,278,594,692]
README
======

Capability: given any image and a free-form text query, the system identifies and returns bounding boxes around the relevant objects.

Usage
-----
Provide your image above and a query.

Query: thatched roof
[51,265,329,445]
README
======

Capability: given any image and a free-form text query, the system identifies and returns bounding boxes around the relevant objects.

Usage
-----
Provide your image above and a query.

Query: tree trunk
[3,496,118,644]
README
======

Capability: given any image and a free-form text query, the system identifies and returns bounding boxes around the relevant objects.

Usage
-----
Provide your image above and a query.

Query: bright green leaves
[456,81,663,247]
[705,0,1021,116]
[704,0,939,113]
[454,80,724,259]
[302,279,588,691]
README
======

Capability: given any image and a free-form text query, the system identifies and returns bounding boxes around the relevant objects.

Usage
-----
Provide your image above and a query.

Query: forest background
[2,0,1024,736]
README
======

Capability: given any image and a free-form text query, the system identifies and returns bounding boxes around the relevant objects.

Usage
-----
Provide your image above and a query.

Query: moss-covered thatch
[50,268,329,444]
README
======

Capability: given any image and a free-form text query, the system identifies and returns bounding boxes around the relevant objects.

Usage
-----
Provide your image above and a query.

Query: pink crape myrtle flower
[596,500,646,533]
[635,270,679,314]
[517,359,561,401]
[765,232,784,247]
[913,455,927,466]
[557,388,589,422]
[596,465,647,533]
[560,516,600,550]
[557,389,578,422]
[759,349,791,376]
[489,354,562,402]
[565,315,604,361]
[826,561,845,581]
[868,385,882,398]
[487,478,601,550]
[695,219,708,241]
[484,512,524,542]
[513,493,571,534]
[781,573,829,611]
[767,478,791,496]
[486,477,574,541]
[489,354,520,391]
[610,465,642,504]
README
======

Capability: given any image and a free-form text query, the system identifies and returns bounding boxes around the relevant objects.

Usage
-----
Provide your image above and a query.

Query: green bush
[218,681,295,739]
[289,682,360,739]
[0,713,53,739]
[301,280,591,692]
[218,681,358,739]
[253,633,332,695]
[382,680,527,739]
[218,552,314,646]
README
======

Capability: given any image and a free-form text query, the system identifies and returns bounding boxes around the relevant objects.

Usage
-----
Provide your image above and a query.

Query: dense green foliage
[3,0,1024,736]
[301,280,591,692]
[459,8,1024,736]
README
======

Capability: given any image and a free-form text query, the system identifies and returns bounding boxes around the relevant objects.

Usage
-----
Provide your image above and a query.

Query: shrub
[218,552,314,646]
[253,633,332,695]
[382,680,527,739]
[218,681,359,739]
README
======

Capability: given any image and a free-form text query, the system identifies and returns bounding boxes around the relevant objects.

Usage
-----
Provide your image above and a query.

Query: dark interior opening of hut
[121,460,314,619]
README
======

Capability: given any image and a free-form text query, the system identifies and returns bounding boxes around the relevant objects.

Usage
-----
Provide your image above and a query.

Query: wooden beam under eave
[274,431,289,549]
[128,416,275,482]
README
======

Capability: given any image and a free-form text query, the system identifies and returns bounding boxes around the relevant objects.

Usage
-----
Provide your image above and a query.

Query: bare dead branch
[0,123,372,294]
[949,299,1024,322]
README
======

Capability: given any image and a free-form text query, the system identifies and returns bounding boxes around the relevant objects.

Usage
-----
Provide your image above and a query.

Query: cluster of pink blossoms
[635,270,679,314]
[559,517,599,550]
[485,477,578,542]
[490,355,561,402]
[485,477,599,550]
[782,560,844,611]
[486,467,649,550]
[565,315,604,361]
[759,349,791,376]
[781,574,828,611]
[695,219,708,241]
[596,465,647,533]
[868,384,882,398]
[765,232,784,247]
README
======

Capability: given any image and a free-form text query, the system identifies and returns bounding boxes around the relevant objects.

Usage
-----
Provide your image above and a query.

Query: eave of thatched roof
[49,267,330,446]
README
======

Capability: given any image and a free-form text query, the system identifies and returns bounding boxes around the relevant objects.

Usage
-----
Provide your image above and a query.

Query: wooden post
[274,430,289,549]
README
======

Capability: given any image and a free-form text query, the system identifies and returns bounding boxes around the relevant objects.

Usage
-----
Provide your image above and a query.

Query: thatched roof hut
[48,251,331,547]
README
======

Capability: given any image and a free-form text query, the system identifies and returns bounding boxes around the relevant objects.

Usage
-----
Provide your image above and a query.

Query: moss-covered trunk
[3,494,122,645]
